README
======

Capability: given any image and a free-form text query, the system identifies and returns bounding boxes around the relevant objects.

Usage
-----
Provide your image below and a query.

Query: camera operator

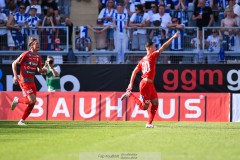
[43,56,61,92]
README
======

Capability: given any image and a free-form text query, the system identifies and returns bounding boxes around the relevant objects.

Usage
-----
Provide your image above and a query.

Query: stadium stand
[0,0,240,64]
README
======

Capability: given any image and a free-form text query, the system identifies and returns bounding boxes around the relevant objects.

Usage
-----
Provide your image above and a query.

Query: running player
[121,32,179,128]
[11,37,46,126]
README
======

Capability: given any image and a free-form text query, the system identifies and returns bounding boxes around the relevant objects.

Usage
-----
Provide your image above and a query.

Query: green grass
[0,121,240,160]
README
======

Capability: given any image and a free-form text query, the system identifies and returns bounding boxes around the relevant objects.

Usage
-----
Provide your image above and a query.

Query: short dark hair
[19,3,26,8]
[47,56,54,59]
[135,4,144,13]
[159,4,165,8]
[9,4,17,11]
[145,41,154,48]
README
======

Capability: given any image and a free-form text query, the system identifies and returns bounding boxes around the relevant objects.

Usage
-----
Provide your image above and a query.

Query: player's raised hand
[173,32,179,38]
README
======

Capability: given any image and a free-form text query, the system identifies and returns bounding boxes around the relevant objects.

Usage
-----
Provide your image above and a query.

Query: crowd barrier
[0,26,69,64]
[73,26,240,64]
[73,26,199,64]
[0,26,240,64]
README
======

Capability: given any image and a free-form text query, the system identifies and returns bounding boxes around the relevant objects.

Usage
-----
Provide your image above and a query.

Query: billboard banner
[0,92,230,122]
[1,64,240,92]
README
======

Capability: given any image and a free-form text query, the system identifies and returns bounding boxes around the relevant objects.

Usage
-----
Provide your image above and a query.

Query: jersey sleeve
[18,51,28,64]
[151,51,160,59]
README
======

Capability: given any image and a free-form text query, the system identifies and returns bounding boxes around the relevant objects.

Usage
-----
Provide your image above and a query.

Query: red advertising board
[0,92,230,122]
[74,92,101,121]
[0,92,48,120]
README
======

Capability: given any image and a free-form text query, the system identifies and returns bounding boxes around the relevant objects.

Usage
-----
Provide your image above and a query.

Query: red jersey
[19,51,42,82]
[136,50,160,80]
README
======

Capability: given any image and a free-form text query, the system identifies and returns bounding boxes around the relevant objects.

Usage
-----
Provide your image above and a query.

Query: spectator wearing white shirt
[205,29,223,63]
[148,2,158,26]
[152,5,172,34]
[25,0,41,16]
[0,11,8,50]
[129,4,150,50]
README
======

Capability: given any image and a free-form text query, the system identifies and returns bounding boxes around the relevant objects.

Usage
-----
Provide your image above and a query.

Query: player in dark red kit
[11,37,47,126]
[121,33,179,128]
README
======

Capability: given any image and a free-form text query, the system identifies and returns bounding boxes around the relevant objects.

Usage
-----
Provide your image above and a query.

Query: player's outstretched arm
[127,67,140,91]
[157,32,179,54]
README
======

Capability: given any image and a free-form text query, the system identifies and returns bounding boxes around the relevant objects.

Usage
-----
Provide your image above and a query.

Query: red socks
[129,93,145,110]
[148,105,158,124]
[129,93,158,124]
[22,104,35,120]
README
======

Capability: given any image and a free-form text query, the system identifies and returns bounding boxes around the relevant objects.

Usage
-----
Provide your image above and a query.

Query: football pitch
[0,121,239,160]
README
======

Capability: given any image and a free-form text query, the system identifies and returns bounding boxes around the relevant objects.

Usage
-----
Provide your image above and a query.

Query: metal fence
[0,26,69,64]
[1,25,240,64]
[73,26,240,64]
[73,26,199,64]
[202,27,240,64]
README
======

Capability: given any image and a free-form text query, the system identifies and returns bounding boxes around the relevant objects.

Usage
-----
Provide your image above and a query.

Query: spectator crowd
[0,0,240,64]
[0,0,73,51]
[75,0,240,64]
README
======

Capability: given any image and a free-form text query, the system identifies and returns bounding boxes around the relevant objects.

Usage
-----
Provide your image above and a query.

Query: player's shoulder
[150,50,160,56]
[20,50,31,57]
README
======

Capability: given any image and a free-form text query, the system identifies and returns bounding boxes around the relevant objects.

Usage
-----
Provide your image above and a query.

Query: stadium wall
[1,64,240,122]
[1,64,240,92]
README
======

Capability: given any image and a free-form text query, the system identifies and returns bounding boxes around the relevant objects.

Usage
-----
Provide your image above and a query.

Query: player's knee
[143,104,149,110]
[29,99,36,105]
[152,103,159,109]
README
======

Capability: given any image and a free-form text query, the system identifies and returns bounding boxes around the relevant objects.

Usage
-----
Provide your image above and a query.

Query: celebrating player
[11,37,46,126]
[121,33,179,128]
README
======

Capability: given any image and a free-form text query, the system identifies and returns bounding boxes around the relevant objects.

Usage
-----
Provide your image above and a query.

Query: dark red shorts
[19,81,37,97]
[139,80,158,104]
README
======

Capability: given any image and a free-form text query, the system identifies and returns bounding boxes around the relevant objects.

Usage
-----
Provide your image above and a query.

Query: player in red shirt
[11,37,47,126]
[121,33,179,128]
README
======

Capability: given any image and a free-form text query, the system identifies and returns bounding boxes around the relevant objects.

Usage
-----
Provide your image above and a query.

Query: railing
[73,26,240,64]
[0,26,69,64]
[202,27,240,64]
[124,27,199,64]
[73,26,199,64]
[73,26,118,64]
[1,25,240,64]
